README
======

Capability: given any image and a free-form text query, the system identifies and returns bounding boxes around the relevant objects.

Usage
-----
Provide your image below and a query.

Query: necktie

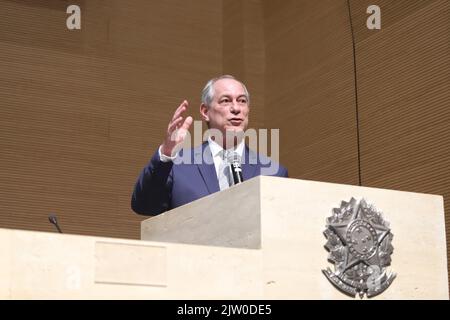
[218,150,232,190]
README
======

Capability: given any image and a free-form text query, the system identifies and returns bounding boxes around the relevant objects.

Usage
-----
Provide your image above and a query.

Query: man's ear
[200,103,209,122]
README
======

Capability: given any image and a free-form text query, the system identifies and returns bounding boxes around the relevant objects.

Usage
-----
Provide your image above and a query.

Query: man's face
[201,78,249,137]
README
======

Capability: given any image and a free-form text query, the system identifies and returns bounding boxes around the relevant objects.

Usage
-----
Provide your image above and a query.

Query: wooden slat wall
[0,0,222,239]
[261,0,360,184]
[349,0,450,287]
[261,0,449,289]
[223,0,265,130]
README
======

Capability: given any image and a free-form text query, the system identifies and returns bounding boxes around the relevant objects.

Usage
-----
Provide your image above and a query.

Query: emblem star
[329,202,390,271]
[323,198,396,298]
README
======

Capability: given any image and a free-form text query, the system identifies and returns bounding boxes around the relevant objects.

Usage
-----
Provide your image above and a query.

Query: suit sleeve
[131,149,174,216]
[281,166,288,178]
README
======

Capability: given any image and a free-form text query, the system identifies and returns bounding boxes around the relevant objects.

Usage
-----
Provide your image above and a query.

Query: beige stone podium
[141,176,449,299]
[1,176,448,299]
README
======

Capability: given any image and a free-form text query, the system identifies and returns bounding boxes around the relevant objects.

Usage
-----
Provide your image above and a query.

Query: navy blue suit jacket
[131,142,288,216]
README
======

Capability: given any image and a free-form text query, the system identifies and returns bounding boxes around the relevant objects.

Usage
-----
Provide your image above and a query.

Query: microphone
[48,214,63,234]
[227,152,244,185]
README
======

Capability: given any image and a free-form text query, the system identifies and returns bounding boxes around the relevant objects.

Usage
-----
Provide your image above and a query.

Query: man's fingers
[168,116,183,133]
[172,100,188,122]
[165,102,191,148]
[171,105,184,122]
[181,116,193,130]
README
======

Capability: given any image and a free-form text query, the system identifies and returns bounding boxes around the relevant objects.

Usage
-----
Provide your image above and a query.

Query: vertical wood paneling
[223,0,265,130]
[0,0,222,239]
[350,0,450,288]
[262,0,449,289]
[262,0,359,185]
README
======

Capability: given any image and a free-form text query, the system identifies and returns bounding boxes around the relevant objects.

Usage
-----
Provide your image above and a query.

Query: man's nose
[230,101,241,114]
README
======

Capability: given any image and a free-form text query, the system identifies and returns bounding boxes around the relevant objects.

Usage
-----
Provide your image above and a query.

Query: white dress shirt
[158,138,245,189]
[207,137,244,180]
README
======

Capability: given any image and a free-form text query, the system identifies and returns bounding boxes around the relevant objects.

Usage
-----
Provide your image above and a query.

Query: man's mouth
[229,118,243,125]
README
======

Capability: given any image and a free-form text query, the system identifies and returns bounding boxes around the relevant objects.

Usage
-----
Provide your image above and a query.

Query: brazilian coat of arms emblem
[322,198,396,298]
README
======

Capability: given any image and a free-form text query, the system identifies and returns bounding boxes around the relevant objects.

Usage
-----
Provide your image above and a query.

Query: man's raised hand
[161,100,193,157]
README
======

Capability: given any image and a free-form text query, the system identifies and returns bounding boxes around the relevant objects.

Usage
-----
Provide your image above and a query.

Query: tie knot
[226,151,241,164]
[220,149,231,160]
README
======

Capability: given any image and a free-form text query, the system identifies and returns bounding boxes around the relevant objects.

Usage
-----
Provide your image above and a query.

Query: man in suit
[131,75,288,216]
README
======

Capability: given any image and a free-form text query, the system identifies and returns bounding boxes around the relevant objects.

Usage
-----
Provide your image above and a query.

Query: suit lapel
[195,143,258,192]
[242,146,258,181]
[195,142,220,194]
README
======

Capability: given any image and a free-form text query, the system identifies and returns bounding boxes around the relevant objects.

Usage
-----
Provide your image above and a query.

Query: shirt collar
[207,136,245,158]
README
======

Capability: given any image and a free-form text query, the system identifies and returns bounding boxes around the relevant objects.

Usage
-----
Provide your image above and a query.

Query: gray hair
[201,75,250,108]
